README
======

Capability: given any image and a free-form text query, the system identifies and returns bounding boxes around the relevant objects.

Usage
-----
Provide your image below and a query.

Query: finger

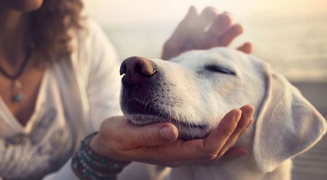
[196,7,218,31]
[166,7,218,52]
[124,122,179,149]
[190,7,218,50]
[171,7,218,51]
[239,105,255,122]
[168,6,197,44]
[237,118,253,138]
[100,117,179,149]
[201,12,232,49]
[203,109,242,157]
[237,42,252,54]
[207,12,233,38]
[162,6,198,59]
[218,24,244,46]
[216,105,255,158]
[192,7,219,46]
[216,119,253,158]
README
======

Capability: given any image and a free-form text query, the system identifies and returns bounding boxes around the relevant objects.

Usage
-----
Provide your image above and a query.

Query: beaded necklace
[0,43,34,103]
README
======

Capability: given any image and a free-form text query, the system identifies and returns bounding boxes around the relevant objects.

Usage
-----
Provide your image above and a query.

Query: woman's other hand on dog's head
[161,6,252,60]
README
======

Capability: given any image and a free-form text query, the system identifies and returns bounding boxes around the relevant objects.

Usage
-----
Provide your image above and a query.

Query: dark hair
[31,0,84,62]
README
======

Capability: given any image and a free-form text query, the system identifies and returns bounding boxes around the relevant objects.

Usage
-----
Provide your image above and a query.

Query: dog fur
[118,48,327,180]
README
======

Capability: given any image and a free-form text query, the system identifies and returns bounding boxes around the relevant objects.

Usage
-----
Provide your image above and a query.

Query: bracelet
[72,132,131,180]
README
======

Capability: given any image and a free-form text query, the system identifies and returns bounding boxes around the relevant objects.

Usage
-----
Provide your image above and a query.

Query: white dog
[118,48,327,180]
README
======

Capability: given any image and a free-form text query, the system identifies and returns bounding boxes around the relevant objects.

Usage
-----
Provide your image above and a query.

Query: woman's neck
[0,9,30,67]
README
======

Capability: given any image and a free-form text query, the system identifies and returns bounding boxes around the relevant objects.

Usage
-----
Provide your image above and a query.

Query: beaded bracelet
[72,132,131,180]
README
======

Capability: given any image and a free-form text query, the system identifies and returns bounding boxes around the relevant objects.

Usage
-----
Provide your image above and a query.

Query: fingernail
[187,6,197,16]
[234,109,242,123]
[202,7,217,19]
[233,24,244,34]
[246,118,253,128]
[160,126,177,141]
[218,15,231,27]
[246,107,255,118]
[222,11,232,17]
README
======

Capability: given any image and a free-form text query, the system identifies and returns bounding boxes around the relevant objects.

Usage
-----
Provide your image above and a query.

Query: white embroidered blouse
[0,19,122,180]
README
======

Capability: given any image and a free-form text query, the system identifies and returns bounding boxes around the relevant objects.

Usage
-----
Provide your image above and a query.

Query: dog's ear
[253,65,327,173]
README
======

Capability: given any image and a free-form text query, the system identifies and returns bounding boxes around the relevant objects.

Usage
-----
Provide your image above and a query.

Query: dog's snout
[120,56,157,84]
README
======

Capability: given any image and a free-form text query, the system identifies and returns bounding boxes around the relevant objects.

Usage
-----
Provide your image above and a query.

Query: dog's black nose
[120,56,157,84]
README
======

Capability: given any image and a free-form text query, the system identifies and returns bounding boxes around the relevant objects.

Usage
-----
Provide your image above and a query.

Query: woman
[0,0,254,179]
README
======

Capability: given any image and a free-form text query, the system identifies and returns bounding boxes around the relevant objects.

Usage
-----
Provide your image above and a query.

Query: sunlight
[84,0,327,25]
[83,0,327,81]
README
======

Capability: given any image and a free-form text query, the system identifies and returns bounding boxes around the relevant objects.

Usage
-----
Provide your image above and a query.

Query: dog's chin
[126,114,209,140]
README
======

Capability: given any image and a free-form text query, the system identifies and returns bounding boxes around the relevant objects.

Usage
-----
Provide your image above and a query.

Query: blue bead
[12,93,24,102]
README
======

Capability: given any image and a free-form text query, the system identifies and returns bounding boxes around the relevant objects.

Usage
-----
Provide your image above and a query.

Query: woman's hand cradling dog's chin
[89,105,254,167]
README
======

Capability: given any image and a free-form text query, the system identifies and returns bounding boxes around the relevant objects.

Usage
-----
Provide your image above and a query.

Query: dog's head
[120,47,326,172]
[120,48,266,139]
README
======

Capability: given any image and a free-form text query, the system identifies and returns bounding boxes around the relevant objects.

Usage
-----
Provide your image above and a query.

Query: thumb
[125,122,179,148]
[237,42,252,54]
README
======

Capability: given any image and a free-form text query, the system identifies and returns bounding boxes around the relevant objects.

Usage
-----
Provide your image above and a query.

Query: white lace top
[0,19,122,180]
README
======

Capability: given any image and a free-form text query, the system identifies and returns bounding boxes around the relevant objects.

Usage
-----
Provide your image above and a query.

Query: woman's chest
[0,66,44,126]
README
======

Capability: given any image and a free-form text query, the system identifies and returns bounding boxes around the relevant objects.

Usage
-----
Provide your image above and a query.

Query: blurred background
[83,0,327,179]
[84,0,327,82]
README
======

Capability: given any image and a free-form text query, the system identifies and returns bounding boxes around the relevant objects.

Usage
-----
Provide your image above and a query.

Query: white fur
[118,48,327,180]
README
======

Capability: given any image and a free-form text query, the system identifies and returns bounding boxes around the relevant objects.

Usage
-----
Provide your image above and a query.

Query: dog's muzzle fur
[120,56,209,140]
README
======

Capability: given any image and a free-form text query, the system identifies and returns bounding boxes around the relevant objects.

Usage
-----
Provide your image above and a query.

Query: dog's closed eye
[204,65,236,75]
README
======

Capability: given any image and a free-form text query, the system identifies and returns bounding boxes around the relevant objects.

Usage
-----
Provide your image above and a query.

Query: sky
[84,0,327,26]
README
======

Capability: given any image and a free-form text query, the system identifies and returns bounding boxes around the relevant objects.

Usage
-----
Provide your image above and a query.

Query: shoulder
[70,18,121,82]
[74,18,118,61]
[83,19,114,48]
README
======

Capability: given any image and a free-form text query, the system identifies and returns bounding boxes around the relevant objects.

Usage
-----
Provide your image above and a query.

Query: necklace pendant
[11,80,24,103]
[14,80,23,90]
[12,93,24,103]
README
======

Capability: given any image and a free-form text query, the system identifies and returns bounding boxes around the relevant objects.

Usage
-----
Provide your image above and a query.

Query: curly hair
[30,0,84,62]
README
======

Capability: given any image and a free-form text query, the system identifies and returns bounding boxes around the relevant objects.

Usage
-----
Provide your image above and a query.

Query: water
[102,15,327,82]
[244,16,327,82]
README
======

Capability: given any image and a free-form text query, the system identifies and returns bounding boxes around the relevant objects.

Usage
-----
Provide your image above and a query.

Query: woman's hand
[90,105,254,167]
[162,6,252,60]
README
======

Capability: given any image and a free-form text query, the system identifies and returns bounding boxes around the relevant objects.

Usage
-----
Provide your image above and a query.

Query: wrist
[72,132,131,180]
[89,133,108,157]
[90,132,130,163]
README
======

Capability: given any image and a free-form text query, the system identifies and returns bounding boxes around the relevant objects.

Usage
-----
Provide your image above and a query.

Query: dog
[118,48,327,180]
